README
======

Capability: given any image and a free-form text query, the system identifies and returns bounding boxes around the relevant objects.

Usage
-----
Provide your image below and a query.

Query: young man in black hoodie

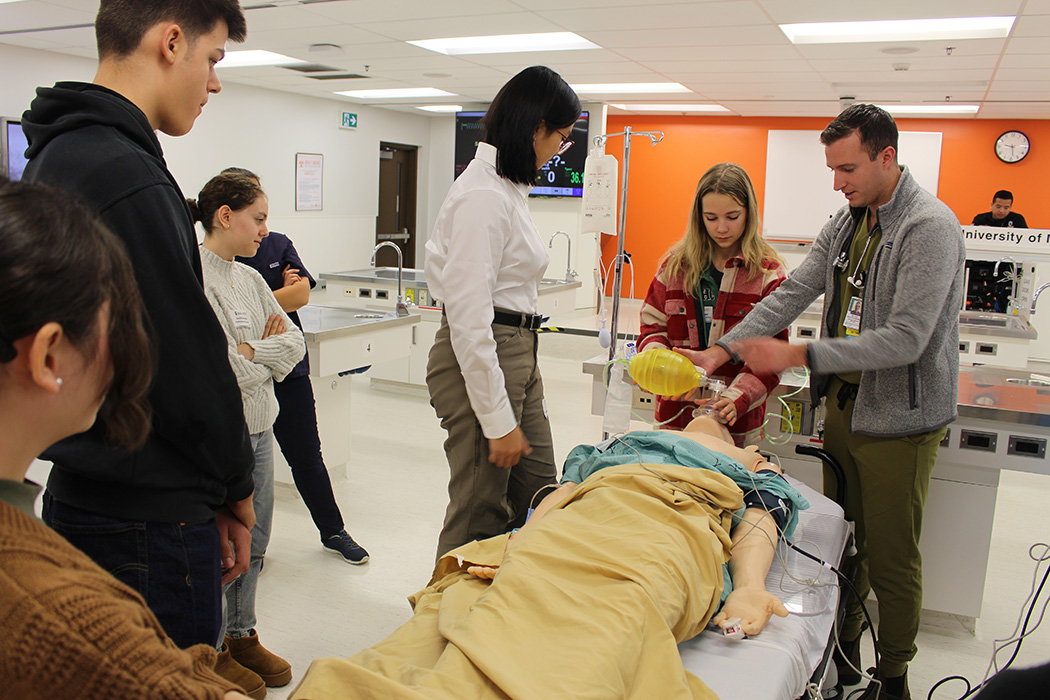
[21,1,274,695]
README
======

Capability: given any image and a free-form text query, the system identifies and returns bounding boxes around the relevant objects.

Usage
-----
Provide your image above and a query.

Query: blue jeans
[221,428,274,639]
[42,492,222,649]
[273,375,344,538]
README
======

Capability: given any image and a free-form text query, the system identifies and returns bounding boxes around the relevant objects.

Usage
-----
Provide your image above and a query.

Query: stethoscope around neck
[834,232,876,290]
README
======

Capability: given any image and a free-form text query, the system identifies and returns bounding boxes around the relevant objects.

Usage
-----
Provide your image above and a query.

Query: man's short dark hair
[481,66,582,186]
[819,103,899,161]
[993,190,1013,203]
[96,0,247,59]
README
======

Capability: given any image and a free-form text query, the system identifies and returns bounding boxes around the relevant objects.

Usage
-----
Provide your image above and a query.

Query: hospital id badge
[844,296,862,336]
[232,309,251,329]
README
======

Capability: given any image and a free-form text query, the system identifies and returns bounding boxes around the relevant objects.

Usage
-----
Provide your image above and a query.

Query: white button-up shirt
[425,142,549,439]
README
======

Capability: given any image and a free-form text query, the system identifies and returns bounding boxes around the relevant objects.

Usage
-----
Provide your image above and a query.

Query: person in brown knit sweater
[0,177,249,700]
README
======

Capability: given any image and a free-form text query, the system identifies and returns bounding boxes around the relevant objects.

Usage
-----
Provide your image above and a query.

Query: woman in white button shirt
[426,66,581,558]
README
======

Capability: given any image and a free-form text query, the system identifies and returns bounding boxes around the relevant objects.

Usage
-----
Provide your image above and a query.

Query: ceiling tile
[540,1,767,32]
[978,102,1050,117]
[456,47,625,67]
[719,99,841,117]
[304,0,524,24]
[1022,0,1050,14]
[998,53,1050,68]
[582,24,789,49]
[760,0,1027,24]
[617,44,802,62]
[241,26,398,52]
[1006,37,1050,53]
[355,13,560,41]
[1013,14,1050,35]
[995,67,1050,80]
[0,1,94,32]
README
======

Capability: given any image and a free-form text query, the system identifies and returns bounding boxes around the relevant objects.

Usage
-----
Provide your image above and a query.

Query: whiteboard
[763,130,942,239]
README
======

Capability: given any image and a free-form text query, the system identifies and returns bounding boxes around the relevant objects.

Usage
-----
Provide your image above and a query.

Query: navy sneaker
[322,530,369,564]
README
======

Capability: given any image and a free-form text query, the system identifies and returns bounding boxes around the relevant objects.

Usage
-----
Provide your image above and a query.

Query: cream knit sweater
[200,245,305,434]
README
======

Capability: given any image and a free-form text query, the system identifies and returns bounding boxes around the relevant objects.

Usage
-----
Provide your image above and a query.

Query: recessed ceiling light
[572,83,691,95]
[217,50,306,68]
[881,46,920,55]
[0,0,29,4]
[408,32,599,55]
[780,17,1015,44]
[609,103,729,113]
[417,105,464,113]
[335,87,458,99]
[876,104,979,115]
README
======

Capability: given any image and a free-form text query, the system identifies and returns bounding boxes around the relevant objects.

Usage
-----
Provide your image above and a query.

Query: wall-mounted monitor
[1,118,28,181]
[454,111,589,198]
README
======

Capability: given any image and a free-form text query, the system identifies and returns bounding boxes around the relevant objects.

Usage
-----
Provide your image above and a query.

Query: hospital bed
[679,457,852,700]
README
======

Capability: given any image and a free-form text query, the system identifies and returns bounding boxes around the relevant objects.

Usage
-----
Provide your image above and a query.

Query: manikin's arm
[712,507,789,636]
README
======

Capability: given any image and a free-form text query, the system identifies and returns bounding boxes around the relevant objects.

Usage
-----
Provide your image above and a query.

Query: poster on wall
[295,153,323,211]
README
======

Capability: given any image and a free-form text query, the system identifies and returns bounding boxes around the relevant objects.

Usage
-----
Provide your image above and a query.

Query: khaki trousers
[427,317,556,559]
[823,378,945,678]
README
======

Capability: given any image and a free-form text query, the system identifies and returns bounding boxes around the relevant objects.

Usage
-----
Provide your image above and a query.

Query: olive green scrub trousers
[427,316,557,560]
[822,378,946,679]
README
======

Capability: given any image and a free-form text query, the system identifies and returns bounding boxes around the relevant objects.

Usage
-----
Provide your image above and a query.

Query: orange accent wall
[601,115,1050,298]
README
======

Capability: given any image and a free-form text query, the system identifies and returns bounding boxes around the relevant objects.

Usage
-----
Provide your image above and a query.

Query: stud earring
[56,377,63,387]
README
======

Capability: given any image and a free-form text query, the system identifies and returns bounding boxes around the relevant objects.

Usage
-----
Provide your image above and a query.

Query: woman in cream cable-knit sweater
[0,178,248,699]
[190,172,305,698]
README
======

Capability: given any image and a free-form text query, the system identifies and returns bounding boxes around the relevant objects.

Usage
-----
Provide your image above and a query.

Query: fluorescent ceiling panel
[780,17,1016,44]
[417,104,464,112]
[572,82,691,94]
[218,50,305,68]
[609,103,730,112]
[876,104,980,114]
[336,87,458,99]
[408,32,598,55]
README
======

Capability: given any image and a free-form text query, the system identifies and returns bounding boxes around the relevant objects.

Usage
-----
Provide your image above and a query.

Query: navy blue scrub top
[237,231,315,379]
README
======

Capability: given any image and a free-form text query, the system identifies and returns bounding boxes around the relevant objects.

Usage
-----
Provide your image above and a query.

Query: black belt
[492,310,545,331]
[442,307,545,331]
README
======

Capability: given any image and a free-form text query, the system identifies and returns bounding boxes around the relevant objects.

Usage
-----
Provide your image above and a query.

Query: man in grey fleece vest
[684,105,965,700]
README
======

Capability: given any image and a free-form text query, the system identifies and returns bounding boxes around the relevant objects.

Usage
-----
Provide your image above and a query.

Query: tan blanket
[291,463,744,700]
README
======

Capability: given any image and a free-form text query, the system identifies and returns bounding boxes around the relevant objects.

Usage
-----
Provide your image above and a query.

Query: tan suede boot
[226,630,293,687]
[214,645,266,700]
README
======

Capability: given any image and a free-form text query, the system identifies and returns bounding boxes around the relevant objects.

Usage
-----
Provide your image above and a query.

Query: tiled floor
[28,302,1050,699]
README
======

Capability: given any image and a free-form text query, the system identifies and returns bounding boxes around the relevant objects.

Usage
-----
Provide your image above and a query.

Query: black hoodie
[22,82,254,522]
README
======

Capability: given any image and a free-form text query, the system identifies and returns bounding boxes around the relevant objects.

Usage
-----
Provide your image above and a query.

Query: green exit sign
[340,111,358,129]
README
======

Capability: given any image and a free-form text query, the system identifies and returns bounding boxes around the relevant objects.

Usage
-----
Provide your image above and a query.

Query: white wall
[1,43,436,276]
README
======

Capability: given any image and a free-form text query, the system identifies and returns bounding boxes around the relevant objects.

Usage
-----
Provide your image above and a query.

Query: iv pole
[593,126,664,364]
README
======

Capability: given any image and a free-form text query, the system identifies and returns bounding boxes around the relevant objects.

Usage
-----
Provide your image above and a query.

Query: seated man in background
[289,415,808,700]
[973,190,1028,228]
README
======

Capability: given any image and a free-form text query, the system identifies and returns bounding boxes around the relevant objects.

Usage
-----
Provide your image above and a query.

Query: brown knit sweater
[0,499,238,699]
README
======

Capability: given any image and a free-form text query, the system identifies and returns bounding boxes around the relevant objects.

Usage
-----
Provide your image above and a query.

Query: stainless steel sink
[373,267,426,283]
[963,317,1010,328]
[1006,377,1050,387]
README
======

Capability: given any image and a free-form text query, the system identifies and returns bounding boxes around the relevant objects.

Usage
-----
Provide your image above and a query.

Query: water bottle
[628,347,707,396]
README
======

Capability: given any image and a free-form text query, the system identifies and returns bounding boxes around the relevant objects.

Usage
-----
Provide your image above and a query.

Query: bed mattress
[678,476,850,700]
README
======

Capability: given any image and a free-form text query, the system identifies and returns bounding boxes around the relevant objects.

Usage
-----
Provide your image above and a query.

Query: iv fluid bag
[628,348,706,396]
